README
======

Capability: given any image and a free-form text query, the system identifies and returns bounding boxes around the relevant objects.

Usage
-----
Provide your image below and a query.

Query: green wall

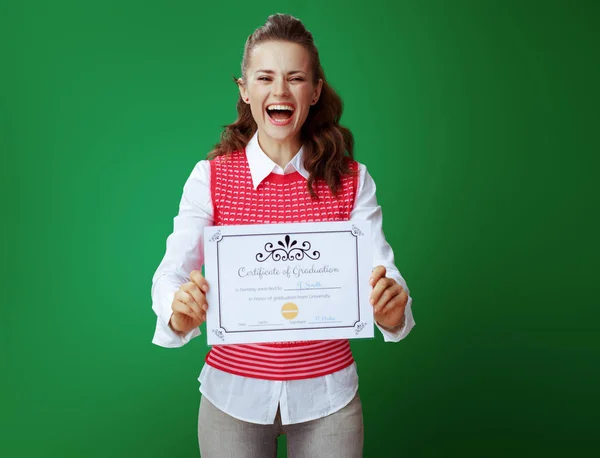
[1,0,597,457]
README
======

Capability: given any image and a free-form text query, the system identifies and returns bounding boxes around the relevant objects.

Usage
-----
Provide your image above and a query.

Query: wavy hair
[208,13,355,197]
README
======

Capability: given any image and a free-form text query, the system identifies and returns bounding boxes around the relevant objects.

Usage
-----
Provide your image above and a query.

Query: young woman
[151,13,415,457]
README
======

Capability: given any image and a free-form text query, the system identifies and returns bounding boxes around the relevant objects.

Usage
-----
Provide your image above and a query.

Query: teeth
[267,104,294,111]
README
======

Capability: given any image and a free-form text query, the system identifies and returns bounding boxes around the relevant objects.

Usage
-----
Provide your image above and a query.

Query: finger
[177,301,204,325]
[374,285,400,314]
[190,270,209,293]
[174,290,203,320]
[369,277,395,307]
[172,299,199,321]
[172,302,205,326]
[181,282,208,312]
[369,265,387,287]
[378,286,408,315]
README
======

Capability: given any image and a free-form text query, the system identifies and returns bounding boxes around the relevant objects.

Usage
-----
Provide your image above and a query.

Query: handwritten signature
[297,281,322,289]
[314,315,337,322]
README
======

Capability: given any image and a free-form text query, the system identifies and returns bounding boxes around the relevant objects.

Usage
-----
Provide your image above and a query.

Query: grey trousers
[198,393,364,458]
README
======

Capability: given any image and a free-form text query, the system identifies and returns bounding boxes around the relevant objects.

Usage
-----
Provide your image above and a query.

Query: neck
[256,131,302,168]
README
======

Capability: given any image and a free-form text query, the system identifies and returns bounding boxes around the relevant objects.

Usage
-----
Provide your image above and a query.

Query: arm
[350,164,416,343]
[151,160,214,348]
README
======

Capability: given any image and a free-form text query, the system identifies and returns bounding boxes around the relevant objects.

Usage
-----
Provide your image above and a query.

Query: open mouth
[266,104,295,123]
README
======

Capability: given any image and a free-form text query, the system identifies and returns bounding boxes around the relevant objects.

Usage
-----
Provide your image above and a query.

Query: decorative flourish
[212,328,225,341]
[354,321,367,335]
[209,230,223,243]
[351,225,364,237]
[256,234,320,262]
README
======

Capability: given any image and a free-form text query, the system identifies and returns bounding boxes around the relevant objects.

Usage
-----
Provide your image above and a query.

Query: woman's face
[240,40,322,150]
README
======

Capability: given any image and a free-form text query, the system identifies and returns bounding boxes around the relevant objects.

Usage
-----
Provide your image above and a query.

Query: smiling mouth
[266,104,295,123]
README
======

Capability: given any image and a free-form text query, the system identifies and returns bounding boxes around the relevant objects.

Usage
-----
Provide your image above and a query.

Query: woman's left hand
[370,265,408,330]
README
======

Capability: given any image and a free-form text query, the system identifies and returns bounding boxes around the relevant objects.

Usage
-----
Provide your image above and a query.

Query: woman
[151,13,415,457]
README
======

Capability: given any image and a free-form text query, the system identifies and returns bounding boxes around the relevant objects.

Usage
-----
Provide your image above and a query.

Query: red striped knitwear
[205,149,359,381]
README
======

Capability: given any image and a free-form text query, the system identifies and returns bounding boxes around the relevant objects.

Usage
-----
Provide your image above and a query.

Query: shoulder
[209,150,246,165]
[342,157,367,175]
[183,159,211,189]
[208,151,248,184]
[350,159,366,174]
[180,151,245,197]
[347,160,378,197]
[343,158,369,184]
[182,153,248,189]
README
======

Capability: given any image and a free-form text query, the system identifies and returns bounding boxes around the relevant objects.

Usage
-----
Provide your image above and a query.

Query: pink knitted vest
[205,150,359,380]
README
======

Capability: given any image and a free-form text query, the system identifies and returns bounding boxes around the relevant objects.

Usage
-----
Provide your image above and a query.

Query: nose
[273,78,289,97]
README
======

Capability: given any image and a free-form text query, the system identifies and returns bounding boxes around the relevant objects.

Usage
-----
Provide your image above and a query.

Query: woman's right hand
[169,270,209,335]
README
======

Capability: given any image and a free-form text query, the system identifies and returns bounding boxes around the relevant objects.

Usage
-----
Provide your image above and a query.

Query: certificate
[204,221,374,345]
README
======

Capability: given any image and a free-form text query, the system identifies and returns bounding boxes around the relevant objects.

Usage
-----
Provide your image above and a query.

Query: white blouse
[151,132,415,425]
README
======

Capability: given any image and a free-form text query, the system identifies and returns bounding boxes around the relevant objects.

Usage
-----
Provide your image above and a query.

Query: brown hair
[207,13,355,197]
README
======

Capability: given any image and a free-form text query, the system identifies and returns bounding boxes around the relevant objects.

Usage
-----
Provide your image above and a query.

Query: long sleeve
[151,160,214,348]
[350,164,415,342]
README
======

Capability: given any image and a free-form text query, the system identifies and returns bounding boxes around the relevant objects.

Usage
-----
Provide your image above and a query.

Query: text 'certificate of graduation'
[204,221,374,345]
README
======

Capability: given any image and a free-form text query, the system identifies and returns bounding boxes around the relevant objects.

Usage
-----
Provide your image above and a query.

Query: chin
[263,126,298,142]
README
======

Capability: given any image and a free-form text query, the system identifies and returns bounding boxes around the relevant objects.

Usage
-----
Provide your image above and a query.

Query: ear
[237,78,250,104]
[312,78,323,105]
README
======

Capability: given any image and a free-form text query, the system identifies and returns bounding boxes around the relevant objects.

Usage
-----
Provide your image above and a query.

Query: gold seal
[281,302,299,320]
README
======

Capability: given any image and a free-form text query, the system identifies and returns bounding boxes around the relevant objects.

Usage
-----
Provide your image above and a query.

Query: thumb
[369,265,387,286]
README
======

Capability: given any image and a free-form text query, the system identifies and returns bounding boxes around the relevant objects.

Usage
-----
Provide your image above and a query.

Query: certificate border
[210,226,367,341]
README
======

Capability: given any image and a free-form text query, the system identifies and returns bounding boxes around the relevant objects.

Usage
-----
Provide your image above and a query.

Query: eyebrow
[255,70,307,75]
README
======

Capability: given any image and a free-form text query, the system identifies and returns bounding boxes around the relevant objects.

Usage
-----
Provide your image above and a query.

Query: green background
[1,0,598,456]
